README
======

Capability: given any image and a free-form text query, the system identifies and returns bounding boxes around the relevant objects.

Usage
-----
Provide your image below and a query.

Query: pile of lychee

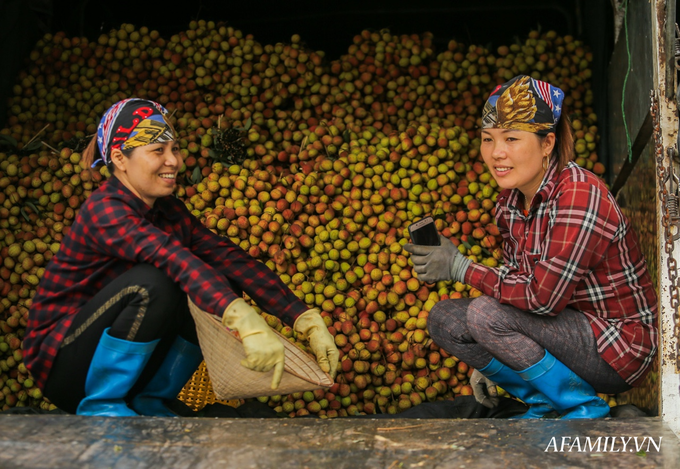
[0,20,616,415]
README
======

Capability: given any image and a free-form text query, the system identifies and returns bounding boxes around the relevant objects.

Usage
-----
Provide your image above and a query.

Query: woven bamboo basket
[177,361,241,411]
[186,299,333,401]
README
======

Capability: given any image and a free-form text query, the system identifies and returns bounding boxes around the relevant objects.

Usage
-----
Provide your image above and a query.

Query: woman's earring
[542,155,549,172]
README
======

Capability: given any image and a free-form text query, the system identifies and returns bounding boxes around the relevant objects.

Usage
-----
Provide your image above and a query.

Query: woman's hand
[294,309,339,379]
[222,299,285,389]
[470,369,500,409]
[403,234,472,283]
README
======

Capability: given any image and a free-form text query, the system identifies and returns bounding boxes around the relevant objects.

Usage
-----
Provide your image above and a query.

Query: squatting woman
[25,98,338,416]
[404,76,657,419]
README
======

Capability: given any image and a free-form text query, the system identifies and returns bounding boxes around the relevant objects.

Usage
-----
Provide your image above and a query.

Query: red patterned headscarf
[93,98,174,167]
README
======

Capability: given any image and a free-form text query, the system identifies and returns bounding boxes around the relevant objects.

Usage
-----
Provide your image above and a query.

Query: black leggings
[43,264,200,413]
[427,296,631,394]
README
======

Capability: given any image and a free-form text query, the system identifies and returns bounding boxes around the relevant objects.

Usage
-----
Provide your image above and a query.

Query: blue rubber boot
[76,328,159,417]
[518,350,610,420]
[479,357,555,418]
[130,335,203,417]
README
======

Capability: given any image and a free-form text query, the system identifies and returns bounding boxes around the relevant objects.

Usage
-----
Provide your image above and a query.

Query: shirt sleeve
[84,196,238,317]
[465,181,618,315]
[186,211,310,326]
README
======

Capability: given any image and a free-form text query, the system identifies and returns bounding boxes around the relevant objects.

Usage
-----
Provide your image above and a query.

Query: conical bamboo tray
[187,298,333,400]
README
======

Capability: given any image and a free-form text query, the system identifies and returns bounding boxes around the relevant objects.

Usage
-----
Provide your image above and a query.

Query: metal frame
[651,0,680,438]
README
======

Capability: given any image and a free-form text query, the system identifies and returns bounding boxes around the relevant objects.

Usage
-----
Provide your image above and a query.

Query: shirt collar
[105,175,153,216]
[504,156,560,212]
[105,174,180,222]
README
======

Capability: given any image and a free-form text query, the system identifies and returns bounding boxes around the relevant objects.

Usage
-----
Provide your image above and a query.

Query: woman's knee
[466,296,504,339]
[427,299,471,341]
[121,264,186,329]
[126,264,184,303]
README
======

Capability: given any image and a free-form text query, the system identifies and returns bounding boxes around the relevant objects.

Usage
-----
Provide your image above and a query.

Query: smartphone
[408,217,440,246]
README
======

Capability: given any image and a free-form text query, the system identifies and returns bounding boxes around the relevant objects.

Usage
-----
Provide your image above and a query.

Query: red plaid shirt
[25,176,308,388]
[465,160,658,386]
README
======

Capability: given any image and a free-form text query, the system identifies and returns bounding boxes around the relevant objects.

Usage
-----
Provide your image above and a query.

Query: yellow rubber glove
[222,299,285,389]
[294,309,339,379]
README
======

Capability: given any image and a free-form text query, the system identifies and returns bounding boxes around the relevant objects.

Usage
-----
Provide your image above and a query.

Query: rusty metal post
[651,0,680,437]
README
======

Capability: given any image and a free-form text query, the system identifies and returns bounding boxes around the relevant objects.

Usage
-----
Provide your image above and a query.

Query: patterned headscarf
[93,98,175,167]
[482,75,565,136]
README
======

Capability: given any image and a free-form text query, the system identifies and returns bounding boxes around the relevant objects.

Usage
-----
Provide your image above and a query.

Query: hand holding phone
[404,221,473,283]
[408,217,440,246]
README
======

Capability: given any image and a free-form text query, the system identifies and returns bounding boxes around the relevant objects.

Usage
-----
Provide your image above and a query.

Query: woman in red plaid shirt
[24,99,338,417]
[405,76,658,419]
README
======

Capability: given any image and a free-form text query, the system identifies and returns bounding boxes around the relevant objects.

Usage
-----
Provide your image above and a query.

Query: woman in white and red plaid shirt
[405,75,658,419]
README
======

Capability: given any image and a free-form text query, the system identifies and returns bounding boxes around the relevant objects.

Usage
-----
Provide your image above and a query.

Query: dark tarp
[0,0,51,128]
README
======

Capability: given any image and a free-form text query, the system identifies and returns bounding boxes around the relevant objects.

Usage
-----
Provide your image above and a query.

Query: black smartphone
[408,217,440,246]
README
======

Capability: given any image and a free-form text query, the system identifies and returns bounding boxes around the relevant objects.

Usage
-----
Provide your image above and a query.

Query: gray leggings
[427,296,631,394]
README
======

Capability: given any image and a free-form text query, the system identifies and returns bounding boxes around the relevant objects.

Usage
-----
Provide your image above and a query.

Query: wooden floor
[0,415,678,468]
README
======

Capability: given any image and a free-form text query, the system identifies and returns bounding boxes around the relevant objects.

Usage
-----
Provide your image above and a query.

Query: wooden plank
[0,416,678,468]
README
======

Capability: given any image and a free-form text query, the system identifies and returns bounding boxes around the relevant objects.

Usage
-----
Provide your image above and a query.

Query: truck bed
[0,415,678,468]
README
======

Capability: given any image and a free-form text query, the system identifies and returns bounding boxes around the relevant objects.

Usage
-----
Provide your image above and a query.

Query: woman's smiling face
[110,141,183,207]
[480,128,555,197]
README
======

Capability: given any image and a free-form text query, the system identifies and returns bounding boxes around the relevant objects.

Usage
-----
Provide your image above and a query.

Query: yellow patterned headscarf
[482,75,564,135]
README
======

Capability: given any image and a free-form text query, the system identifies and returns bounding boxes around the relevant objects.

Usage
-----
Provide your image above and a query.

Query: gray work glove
[403,234,472,283]
[470,369,499,409]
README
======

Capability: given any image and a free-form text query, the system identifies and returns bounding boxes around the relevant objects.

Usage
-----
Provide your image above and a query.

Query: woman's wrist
[451,256,473,283]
